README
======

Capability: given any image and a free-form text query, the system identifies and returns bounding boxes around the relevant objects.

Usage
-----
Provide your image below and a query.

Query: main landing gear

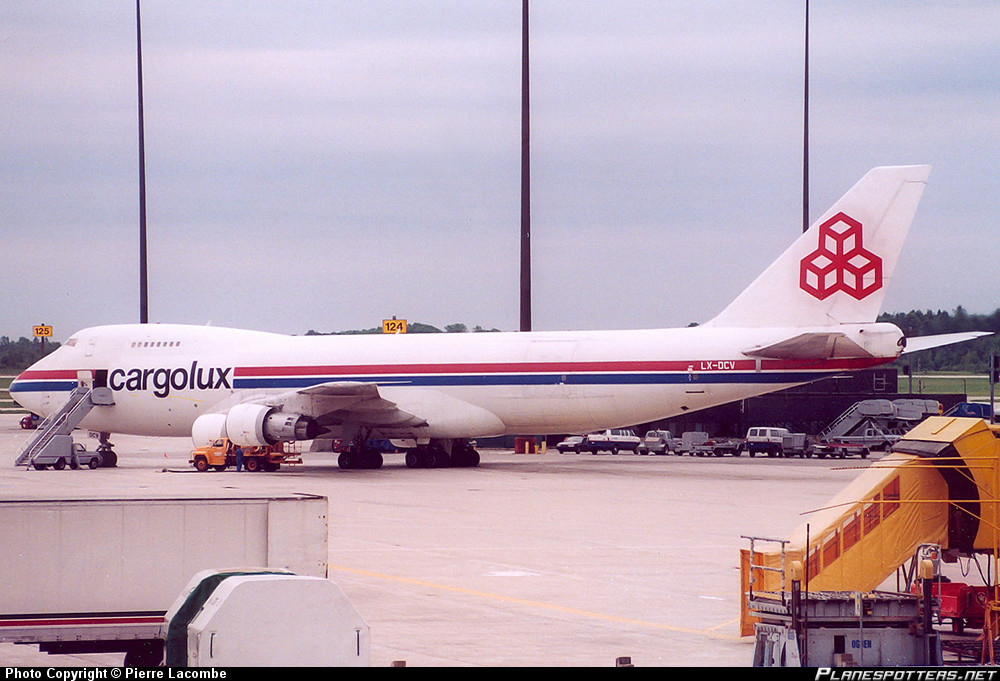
[335,435,481,470]
[96,432,118,468]
[337,442,384,470]
[404,439,480,469]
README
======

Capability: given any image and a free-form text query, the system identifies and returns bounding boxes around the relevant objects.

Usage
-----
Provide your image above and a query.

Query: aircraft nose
[8,372,27,408]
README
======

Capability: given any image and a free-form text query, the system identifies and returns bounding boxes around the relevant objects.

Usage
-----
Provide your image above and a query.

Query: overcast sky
[2,2,998,340]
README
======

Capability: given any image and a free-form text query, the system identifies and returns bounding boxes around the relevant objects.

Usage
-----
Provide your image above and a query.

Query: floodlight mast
[802,0,810,234]
[519,0,531,332]
[137,0,148,324]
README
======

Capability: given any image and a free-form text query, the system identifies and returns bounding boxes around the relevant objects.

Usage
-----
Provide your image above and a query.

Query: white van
[745,427,791,457]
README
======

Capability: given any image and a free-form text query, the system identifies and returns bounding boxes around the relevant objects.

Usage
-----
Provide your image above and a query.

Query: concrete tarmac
[0,415,869,667]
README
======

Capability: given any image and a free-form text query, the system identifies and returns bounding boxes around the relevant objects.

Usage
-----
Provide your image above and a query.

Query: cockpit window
[65,338,78,346]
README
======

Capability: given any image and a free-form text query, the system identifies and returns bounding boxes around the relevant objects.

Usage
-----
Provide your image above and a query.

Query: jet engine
[191,404,319,447]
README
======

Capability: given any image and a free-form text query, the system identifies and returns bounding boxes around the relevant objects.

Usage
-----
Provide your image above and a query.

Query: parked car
[640,430,677,455]
[555,436,584,454]
[579,429,641,455]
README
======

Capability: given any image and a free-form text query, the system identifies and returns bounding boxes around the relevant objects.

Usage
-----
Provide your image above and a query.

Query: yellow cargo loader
[741,416,1000,638]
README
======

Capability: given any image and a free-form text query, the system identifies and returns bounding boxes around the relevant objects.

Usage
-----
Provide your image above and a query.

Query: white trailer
[674,431,709,455]
[0,494,328,665]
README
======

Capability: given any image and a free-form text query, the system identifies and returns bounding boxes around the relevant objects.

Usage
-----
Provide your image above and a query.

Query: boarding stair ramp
[15,386,115,468]
[741,415,1000,637]
[817,398,940,441]
[817,399,895,440]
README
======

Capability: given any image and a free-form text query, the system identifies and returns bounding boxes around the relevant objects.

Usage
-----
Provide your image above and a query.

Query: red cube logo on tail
[799,212,882,300]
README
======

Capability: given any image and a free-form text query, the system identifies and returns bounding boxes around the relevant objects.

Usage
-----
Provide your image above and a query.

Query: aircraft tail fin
[706,165,931,328]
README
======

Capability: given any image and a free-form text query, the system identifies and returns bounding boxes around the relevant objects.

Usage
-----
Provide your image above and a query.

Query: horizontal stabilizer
[743,332,873,361]
[902,331,992,355]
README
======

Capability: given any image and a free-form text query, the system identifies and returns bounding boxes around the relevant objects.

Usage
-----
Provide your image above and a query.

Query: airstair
[15,386,115,469]
[817,398,940,441]
[817,399,895,440]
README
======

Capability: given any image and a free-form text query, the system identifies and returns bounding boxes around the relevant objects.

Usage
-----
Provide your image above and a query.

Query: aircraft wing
[258,380,505,437]
[260,381,429,429]
[900,332,992,355]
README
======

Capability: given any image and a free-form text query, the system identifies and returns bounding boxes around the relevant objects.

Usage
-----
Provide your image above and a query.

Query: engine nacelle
[225,404,275,446]
[262,410,320,442]
[192,413,228,447]
[191,405,318,447]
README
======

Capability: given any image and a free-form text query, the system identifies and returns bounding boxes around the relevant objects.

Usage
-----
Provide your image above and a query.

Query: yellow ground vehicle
[189,438,294,472]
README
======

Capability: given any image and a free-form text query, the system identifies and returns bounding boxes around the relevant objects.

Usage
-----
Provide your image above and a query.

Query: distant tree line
[879,307,1000,373]
[306,322,501,336]
[0,336,60,373]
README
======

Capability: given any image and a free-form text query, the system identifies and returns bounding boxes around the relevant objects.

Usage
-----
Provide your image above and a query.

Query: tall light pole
[802,0,810,233]
[519,0,531,332]
[136,0,149,323]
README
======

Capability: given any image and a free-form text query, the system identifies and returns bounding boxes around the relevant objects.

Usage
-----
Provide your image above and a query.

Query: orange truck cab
[190,438,289,472]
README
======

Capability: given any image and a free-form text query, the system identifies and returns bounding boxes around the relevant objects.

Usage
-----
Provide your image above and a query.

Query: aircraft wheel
[405,451,421,468]
[453,446,480,467]
[427,447,449,468]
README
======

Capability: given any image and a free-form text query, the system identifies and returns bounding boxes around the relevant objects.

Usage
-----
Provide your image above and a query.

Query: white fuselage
[10,322,901,440]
